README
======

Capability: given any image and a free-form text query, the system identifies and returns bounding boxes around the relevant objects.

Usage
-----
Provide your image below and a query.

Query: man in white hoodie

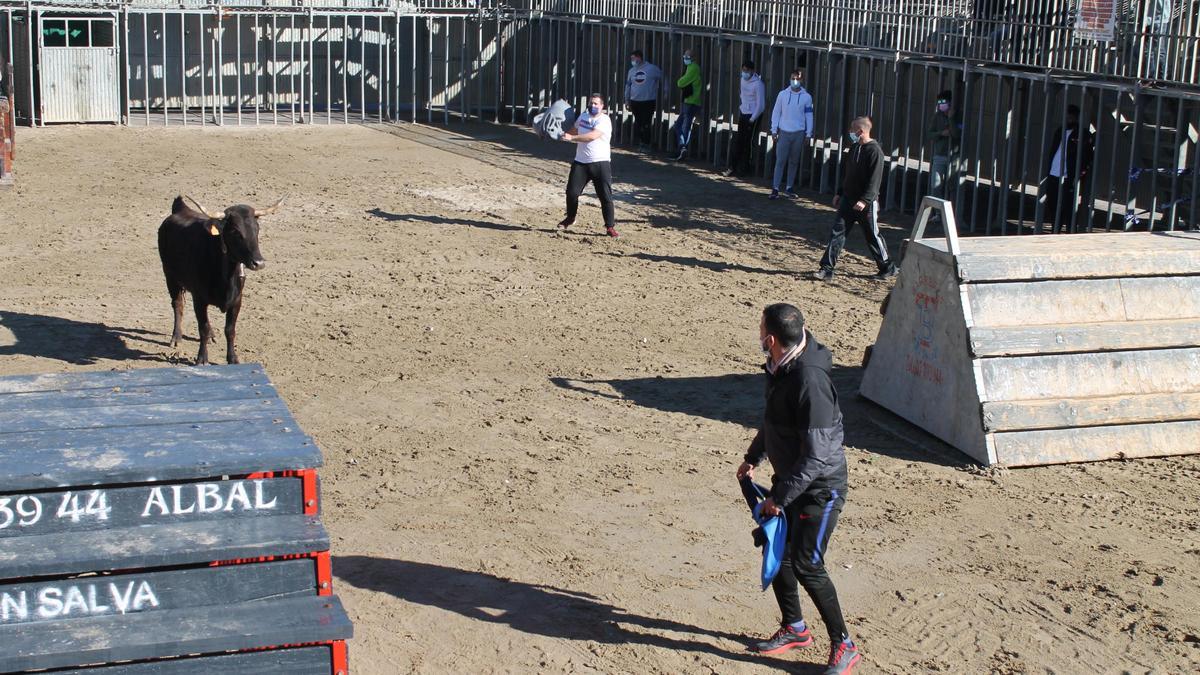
[625,50,664,153]
[769,69,815,200]
[723,59,767,178]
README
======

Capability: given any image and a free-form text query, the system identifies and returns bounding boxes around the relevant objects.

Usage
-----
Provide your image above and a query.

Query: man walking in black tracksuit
[738,303,861,675]
[813,116,896,281]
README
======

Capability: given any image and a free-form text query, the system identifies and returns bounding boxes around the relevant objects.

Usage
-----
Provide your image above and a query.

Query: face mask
[630,59,639,67]
[790,79,802,90]
[683,57,692,65]
[848,132,861,144]
[760,338,771,358]
[937,102,950,113]
[741,71,752,80]
[589,105,601,116]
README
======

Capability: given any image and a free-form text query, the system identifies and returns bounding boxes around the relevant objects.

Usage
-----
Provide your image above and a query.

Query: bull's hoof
[227,355,240,365]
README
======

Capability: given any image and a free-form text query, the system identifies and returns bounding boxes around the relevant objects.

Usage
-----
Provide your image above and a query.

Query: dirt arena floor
[2,121,1198,674]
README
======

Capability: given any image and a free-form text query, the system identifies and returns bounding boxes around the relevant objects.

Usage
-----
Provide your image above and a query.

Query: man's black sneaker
[824,641,862,674]
[721,167,735,177]
[672,148,687,161]
[784,189,799,199]
[811,268,834,282]
[750,624,814,655]
[874,266,898,279]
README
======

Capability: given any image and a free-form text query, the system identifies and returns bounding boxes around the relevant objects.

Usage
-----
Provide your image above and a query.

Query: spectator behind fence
[813,116,896,281]
[560,93,618,238]
[1143,0,1173,82]
[671,49,703,162]
[768,69,814,200]
[926,90,961,200]
[723,59,766,178]
[1038,104,1094,234]
[625,50,664,153]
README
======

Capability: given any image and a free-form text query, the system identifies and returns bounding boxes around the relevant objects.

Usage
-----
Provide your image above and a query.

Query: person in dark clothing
[814,117,895,281]
[737,303,861,675]
[926,90,960,200]
[1038,104,1095,234]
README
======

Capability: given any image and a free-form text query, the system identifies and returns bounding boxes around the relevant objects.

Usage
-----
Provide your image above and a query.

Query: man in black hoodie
[737,303,861,675]
[813,116,895,282]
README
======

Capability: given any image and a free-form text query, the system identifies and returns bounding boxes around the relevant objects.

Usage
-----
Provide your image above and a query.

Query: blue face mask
[790,79,803,90]
[630,59,639,67]
[683,57,692,65]
[741,71,752,80]
[589,105,601,116]
[848,131,861,144]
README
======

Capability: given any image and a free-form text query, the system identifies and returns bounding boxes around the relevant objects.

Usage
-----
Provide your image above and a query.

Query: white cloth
[1049,129,1072,178]
[574,111,612,164]
[625,62,664,102]
[739,74,767,121]
[770,87,814,137]
[532,99,576,141]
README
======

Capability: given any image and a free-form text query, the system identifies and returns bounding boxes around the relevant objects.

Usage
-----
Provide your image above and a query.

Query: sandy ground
[1,121,1198,675]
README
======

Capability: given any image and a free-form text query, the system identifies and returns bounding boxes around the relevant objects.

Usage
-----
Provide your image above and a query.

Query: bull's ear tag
[208,223,220,236]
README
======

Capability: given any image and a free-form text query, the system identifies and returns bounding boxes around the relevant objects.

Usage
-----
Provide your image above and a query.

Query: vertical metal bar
[374,15,381,123]
[142,12,149,125]
[359,15,366,123]
[308,9,315,124]
[160,12,167,126]
[443,16,449,124]
[200,12,207,127]
[341,13,348,124]
[180,12,186,126]
[27,5,36,126]
[1149,94,1164,229]
[324,15,331,125]
[411,17,417,123]
[236,13,243,126]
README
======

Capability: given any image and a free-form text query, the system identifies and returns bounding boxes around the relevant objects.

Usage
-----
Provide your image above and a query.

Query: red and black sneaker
[605,226,619,238]
[750,624,813,655]
[824,640,862,674]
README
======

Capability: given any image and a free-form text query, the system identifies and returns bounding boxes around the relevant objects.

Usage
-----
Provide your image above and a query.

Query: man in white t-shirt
[560,93,618,238]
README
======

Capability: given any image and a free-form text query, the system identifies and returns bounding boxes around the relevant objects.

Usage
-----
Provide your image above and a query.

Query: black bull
[157,195,282,365]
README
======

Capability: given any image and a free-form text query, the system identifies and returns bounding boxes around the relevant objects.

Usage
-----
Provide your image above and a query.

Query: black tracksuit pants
[819,201,894,274]
[729,113,759,175]
[565,160,615,228]
[629,99,656,146]
[771,487,850,642]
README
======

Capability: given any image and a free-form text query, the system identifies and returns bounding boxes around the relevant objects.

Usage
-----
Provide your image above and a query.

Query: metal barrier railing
[514,0,1200,89]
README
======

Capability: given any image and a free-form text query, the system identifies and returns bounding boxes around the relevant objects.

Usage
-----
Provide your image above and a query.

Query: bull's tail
[170,195,190,215]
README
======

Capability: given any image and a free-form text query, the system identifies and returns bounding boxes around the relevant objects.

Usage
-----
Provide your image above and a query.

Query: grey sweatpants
[773,131,807,191]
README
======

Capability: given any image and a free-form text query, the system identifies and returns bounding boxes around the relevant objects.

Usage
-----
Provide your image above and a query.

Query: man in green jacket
[671,49,703,161]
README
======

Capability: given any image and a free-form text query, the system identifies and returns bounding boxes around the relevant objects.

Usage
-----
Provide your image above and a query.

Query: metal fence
[515,1,1200,88]
[0,3,1195,233]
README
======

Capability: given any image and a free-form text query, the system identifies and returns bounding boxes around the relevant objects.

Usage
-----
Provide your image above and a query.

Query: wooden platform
[860,200,1200,466]
[0,364,352,673]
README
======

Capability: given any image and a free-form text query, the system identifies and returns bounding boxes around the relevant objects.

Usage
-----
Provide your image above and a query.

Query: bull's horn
[184,195,223,219]
[254,196,285,217]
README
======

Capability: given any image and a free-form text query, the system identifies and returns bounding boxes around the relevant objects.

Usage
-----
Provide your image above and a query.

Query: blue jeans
[929,155,951,199]
[673,103,701,151]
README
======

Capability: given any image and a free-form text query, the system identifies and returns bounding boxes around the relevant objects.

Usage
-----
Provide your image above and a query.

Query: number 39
[0,496,43,529]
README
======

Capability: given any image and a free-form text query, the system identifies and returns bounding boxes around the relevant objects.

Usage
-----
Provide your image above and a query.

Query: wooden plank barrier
[860,198,1200,466]
[0,364,352,674]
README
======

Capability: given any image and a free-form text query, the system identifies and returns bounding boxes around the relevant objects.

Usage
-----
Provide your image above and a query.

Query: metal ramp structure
[860,198,1200,466]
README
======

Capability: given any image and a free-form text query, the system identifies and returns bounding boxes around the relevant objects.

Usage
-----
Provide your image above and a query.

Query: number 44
[57,491,112,523]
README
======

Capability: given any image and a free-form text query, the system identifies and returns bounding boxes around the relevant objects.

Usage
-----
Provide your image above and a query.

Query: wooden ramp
[0,364,352,674]
[860,198,1200,466]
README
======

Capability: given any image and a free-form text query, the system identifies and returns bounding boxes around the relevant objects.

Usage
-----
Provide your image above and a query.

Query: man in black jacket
[737,303,861,675]
[813,116,895,282]
[1038,104,1094,234]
